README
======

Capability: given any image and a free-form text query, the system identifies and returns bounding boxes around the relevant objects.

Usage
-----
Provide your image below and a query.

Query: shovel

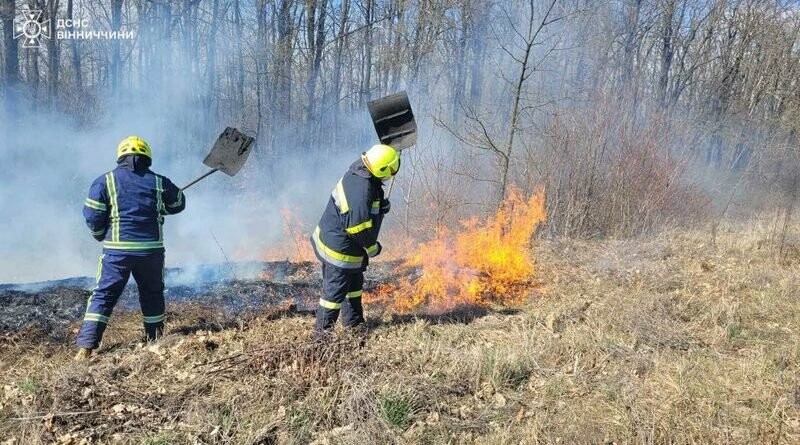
[367,91,417,151]
[368,91,417,198]
[181,127,255,191]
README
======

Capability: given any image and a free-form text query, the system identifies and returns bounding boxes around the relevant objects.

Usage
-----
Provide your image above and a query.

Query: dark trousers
[315,262,364,332]
[76,252,165,349]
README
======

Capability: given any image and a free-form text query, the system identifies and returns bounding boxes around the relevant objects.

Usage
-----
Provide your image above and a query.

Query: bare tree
[1,0,19,113]
[441,0,567,208]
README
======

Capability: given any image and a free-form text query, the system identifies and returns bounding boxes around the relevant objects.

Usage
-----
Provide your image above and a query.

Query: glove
[90,228,107,241]
[380,199,391,215]
[367,241,383,258]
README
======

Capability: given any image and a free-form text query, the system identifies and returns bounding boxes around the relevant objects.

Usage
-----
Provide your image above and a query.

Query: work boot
[342,297,365,328]
[144,325,164,343]
[315,306,339,332]
[74,348,93,361]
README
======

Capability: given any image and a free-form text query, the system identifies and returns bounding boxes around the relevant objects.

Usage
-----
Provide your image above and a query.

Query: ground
[1,224,798,444]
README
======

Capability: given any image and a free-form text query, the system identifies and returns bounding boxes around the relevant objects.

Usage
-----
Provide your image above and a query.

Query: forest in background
[2,4,800,441]
[2,0,800,243]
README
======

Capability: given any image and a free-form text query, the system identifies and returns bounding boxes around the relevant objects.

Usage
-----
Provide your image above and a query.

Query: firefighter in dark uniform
[75,136,186,360]
[311,144,400,333]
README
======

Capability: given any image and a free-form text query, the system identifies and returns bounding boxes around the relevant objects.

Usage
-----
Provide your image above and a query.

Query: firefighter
[311,144,399,334]
[75,136,186,360]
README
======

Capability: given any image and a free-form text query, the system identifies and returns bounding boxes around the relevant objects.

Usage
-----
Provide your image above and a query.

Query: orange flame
[366,187,546,312]
[262,208,315,263]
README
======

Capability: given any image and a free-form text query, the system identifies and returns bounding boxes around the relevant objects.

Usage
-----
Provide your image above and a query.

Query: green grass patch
[17,377,38,394]
[287,406,313,441]
[727,323,743,339]
[142,433,173,445]
[379,391,415,429]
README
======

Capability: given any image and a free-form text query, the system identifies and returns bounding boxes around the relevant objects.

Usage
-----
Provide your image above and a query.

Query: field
[1,223,798,444]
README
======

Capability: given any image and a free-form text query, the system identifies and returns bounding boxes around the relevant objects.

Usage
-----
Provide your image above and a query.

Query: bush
[523,100,710,238]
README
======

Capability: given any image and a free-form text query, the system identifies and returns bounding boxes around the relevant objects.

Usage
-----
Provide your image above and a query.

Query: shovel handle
[385,151,402,199]
[181,168,219,191]
[386,177,396,199]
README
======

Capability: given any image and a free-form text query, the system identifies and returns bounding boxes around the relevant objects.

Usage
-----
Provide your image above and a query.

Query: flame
[262,208,315,263]
[366,187,546,312]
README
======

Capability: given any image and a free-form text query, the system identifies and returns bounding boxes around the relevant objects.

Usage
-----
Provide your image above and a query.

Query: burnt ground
[1,228,798,444]
[0,260,412,341]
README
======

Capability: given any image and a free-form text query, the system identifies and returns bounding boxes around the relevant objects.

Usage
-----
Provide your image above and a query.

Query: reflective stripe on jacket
[311,160,384,269]
[83,155,186,254]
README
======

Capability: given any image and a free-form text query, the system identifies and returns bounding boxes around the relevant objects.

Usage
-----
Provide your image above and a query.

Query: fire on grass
[366,188,547,313]
[257,188,546,312]
[261,208,316,263]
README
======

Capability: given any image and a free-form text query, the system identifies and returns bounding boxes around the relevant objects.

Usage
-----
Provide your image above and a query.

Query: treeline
[1,0,799,239]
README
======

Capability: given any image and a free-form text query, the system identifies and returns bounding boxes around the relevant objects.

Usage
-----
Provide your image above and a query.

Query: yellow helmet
[361,144,400,179]
[117,136,152,159]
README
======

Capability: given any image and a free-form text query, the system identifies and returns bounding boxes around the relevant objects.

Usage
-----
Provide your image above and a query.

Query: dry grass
[1,223,799,444]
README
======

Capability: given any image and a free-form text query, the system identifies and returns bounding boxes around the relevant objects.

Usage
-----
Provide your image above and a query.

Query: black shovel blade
[368,91,417,150]
[202,127,255,176]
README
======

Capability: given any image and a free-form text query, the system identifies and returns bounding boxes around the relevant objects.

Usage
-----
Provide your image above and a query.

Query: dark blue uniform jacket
[311,160,385,271]
[83,155,186,255]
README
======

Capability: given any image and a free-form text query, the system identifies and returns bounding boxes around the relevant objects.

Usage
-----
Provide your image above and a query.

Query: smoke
[0,95,375,284]
[4,0,785,282]
[0,0,525,283]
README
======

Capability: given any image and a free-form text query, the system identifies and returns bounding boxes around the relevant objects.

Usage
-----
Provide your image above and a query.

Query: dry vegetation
[1,221,799,445]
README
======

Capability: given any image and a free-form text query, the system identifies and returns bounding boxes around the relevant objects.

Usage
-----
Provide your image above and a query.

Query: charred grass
[1,225,799,444]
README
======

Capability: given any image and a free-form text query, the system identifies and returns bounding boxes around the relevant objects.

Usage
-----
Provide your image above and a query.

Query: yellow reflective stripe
[155,176,164,212]
[84,254,104,316]
[370,200,381,215]
[90,228,105,236]
[319,298,342,310]
[95,255,103,282]
[84,312,109,323]
[106,173,120,242]
[84,198,107,211]
[366,243,379,256]
[345,219,373,235]
[167,190,183,208]
[103,240,164,250]
[143,314,165,323]
[346,290,362,299]
[155,176,164,241]
[312,227,363,268]
[332,178,349,213]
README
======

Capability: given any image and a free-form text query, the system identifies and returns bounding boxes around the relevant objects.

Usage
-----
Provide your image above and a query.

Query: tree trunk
[1,0,20,113]
[110,0,122,96]
[468,3,484,108]
[67,0,81,92]
[28,37,40,112]
[451,4,469,124]
[332,0,350,102]
[331,0,350,150]
[305,0,327,127]
[361,0,374,103]
[620,0,642,104]
[273,0,295,129]
[205,0,220,132]
[234,0,245,123]
[46,0,60,109]
[658,0,675,109]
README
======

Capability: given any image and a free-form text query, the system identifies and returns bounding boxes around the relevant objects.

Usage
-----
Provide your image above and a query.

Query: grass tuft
[378,391,415,429]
